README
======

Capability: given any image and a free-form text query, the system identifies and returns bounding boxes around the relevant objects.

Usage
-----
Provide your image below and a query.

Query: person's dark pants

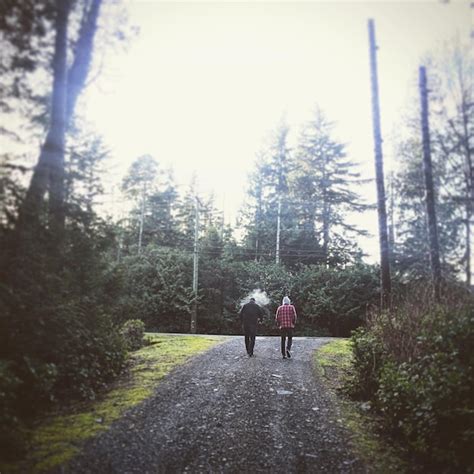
[280,328,293,356]
[243,325,257,355]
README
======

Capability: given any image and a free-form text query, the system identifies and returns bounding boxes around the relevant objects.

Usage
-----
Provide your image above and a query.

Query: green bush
[109,247,193,331]
[346,327,385,400]
[0,185,128,461]
[292,264,380,336]
[51,306,126,400]
[0,298,127,418]
[0,360,25,459]
[106,248,380,336]
[0,300,127,463]
[347,302,474,472]
[120,319,146,351]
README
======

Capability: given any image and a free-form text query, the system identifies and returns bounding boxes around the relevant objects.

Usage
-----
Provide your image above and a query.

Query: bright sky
[84,0,472,261]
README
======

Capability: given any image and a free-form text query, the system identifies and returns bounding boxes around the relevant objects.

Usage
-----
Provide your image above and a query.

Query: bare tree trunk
[18,0,70,240]
[321,153,330,266]
[460,91,473,287]
[255,183,262,262]
[47,0,70,236]
[67,0,102,120]
[275,124,288,265]
[17,0,102,232]
[466,203,471,287]
[138,181,147,254]
[368,19,392,309]
[191,196,200,334]
[322,192,329,266]
[388,172,396,264]
[276,197,281,264]
[419,66,442,301]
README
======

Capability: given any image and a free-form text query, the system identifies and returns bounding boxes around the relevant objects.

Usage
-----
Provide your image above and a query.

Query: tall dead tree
[461,100,473,288]
[191,196,200,334]
[419,66,442,301]
[321,153,330,266]
[254,180,262,262]
[368,19,392,309]
[275,124,289,265]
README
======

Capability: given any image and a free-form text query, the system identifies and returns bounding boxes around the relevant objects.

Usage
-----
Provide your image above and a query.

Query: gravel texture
[62,336,366,474]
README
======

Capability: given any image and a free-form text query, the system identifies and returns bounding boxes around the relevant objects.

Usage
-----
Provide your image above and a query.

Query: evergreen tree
[391,45,472,282]
[147,168,181,247]
[240,121,298,264]
[430,44,474,286]
[293,108,369,266]
[175,176,198,251]
[239,154,268,261]
[121,155,181,252]
[392,133,464,280]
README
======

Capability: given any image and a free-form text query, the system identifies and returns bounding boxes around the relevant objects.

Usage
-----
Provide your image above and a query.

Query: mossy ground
[314,339,409,474]
[3,334,224,473]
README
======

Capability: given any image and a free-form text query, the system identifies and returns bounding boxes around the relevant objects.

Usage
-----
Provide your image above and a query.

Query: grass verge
[314,339,409,474]
[3,334,224,473]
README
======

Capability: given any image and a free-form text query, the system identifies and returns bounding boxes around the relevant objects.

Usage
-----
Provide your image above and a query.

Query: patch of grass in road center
[314,339,409,474]
[6,334,223,473]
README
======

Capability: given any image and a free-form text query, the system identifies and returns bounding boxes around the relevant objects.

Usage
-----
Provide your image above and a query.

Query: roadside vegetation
[347,292,474,473]
[0,334,223,473]
[315,339,409,474]
[315,290,474,473]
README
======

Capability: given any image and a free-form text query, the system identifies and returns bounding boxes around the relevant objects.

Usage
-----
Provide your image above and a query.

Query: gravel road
[63,336,366,474]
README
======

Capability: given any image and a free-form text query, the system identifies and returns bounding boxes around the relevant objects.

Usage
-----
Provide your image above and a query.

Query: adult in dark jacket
[239,297,264,357]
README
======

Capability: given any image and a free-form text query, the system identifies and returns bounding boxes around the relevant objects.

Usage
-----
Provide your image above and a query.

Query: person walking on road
[275,296,297,359]
[239,297,264,357]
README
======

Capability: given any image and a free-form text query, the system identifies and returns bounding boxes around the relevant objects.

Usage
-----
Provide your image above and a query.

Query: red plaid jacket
[275,304,297,329]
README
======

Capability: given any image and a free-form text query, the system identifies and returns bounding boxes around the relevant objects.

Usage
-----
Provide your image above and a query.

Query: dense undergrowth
[315,339,409,473]
[108,245,380,337]
[346,289,474,473]
[0,334,222,472]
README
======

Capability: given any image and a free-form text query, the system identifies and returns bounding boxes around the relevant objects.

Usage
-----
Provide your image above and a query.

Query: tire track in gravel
[63,336,366,474]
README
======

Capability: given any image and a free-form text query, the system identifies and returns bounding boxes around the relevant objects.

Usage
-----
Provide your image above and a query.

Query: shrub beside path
[62,336,366,473]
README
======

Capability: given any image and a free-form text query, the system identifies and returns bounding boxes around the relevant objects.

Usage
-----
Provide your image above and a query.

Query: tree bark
[47,0,70,235]
[17,0,103,233]
[419,66,442,301]
[460,91,473,287]
[466,203,471,288]
[276,197,281,264]
[322,188,329,266]
[368,19,392,309]
[67,0,102,120]
[17,0,70,239]
[321,151,330,266]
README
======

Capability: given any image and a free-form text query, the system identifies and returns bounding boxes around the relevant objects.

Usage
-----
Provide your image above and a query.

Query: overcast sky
[84,0,472,261]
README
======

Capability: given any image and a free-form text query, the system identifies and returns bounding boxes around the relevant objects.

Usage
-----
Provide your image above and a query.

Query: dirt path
[63,336,365,473]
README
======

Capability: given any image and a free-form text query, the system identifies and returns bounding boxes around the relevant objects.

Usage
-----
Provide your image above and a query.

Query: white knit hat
[282,296,291,305]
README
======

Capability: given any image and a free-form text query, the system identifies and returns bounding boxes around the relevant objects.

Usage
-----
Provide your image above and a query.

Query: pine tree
[430,44,474,286]
[240,121,298,264]
[392,133,464,280]
[293,108,369,266]
[121,155,181,252]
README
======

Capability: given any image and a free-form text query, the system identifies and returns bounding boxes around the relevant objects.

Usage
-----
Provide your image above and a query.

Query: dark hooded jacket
[239,300,264,330]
